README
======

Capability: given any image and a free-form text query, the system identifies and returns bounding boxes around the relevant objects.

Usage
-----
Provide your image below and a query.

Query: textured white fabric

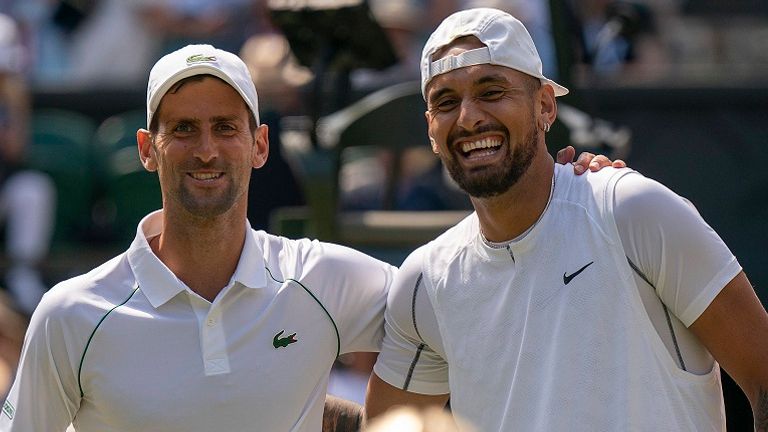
[3,210,394,432]
[375,165,739,431]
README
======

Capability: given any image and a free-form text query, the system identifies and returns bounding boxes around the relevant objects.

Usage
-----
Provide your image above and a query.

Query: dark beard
[443,124,539,198]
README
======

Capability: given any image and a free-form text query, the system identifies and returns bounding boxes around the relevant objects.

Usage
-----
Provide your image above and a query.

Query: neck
[153,205,248,302]
[472,151,554,242]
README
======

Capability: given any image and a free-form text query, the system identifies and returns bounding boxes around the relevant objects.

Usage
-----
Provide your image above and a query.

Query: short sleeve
[304,241,396,355]
[373,247,450,395]
[613,173,742,326]
[2,291,81,431]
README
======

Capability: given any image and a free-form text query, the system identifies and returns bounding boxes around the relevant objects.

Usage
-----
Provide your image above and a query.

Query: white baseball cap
[146,44,260,128]
[420,8,568,99]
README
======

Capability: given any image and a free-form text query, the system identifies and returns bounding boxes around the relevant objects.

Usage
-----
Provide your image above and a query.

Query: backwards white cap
[146,44,260,128]
[420,8,568,99]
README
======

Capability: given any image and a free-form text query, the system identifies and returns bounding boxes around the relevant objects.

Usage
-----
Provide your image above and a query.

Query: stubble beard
[443,123,539,199]
[177,180,240,218]
[169,160,244,219]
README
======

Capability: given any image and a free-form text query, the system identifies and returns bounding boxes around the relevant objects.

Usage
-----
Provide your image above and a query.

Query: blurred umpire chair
[268,0,398,146]
[92,109,161,245]
[29,108,96,246]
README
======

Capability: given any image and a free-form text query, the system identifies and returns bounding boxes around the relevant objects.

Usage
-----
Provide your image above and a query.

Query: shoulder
[34,254,135,329]
[418,212,477,279]
[611,171,701,231]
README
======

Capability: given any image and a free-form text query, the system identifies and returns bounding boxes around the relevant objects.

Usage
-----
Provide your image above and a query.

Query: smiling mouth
[189,172,223,181]
[460,137,502,159]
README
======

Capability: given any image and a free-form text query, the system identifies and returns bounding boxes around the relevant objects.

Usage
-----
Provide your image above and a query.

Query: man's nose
[193,130,218,162]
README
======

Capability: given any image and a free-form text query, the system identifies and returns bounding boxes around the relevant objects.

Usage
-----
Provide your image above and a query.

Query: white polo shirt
[2,211,394,432]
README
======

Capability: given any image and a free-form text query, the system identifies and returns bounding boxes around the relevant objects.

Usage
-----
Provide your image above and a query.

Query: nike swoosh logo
[273,330,298,348]
[563,261,594,285]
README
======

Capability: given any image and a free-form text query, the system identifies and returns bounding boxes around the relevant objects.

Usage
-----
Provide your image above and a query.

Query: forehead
[425,62,529,102]
[426,36,528,99]
[157,76,247,118]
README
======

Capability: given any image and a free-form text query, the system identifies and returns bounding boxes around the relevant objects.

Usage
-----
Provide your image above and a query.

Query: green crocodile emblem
[273,330,298,349]
[3,400,14,419]
[186,54,216,64]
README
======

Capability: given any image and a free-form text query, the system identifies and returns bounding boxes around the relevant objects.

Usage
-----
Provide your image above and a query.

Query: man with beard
[365,8,768,432]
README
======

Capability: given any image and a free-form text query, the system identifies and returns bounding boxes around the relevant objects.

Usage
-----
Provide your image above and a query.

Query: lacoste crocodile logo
[563,261,594,285]
[2,400,14,419]
[273,330,298,348]
[186,54,217,65]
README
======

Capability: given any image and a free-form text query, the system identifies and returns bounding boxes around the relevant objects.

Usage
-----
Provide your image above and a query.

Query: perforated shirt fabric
[374,164,740,431]
[3,211,394,431]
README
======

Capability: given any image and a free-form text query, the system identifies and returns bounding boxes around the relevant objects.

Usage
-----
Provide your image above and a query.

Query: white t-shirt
[2,211,395,432]
[374,165,741,431]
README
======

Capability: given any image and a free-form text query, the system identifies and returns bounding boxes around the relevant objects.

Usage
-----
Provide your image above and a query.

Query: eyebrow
[428,73,514,104]
[165,115,240,125]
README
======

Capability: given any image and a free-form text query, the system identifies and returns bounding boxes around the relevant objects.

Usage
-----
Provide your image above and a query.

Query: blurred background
[0,0,765,428]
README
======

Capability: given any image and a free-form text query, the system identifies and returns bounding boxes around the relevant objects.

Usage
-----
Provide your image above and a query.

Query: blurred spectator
[64,0,160,88]
[0,291,27,399]
[0,14,55,315]
[351,0,424,92]
[563,0,681,86]
[144,0,257,57]
[460,0,559,78]
[240,33,308,229]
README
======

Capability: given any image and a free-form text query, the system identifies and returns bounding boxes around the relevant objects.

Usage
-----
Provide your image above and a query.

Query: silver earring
[543,122,551,133]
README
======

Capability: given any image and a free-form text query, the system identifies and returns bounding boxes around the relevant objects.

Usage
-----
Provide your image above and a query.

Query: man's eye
[435,99,458,111]
[174,123,193,133]
[481,89,504,99]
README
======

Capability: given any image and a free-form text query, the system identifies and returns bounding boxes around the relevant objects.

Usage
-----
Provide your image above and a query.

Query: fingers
[588,154,612,172]
[573,151,595,174]
[568,149,626,175]
[556,145,576,165]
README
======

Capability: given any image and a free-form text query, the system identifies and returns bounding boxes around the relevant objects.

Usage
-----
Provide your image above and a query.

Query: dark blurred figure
[0,14,55,315]
[240,33,309,230]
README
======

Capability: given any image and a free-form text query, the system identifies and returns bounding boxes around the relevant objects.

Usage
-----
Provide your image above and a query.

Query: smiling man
[365,8,768,431]
[1,44,395,432]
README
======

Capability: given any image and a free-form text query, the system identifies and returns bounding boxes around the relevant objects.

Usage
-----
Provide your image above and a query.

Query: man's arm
[323,394,364,432]
[688,272,768,431]
[365,373,449,422]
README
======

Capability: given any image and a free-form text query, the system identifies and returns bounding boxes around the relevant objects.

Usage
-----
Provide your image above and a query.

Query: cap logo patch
[186,54,217,65]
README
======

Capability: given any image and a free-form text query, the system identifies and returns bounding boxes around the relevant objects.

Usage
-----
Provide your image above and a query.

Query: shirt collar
[127,210,267,309]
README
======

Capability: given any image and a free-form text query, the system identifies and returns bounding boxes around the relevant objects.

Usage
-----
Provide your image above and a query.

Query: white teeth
[462,138,501,153]
[191,173,222,180]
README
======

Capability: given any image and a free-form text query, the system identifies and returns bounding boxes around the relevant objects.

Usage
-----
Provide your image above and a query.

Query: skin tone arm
[365,374,449,423]
[323,395,365,432]
[687,271,768,431]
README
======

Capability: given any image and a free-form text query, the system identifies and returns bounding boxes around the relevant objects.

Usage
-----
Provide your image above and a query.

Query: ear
[251,124,270,169]
[137,128,158,172]
[425,110,439,155]
[538,84,557,132]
